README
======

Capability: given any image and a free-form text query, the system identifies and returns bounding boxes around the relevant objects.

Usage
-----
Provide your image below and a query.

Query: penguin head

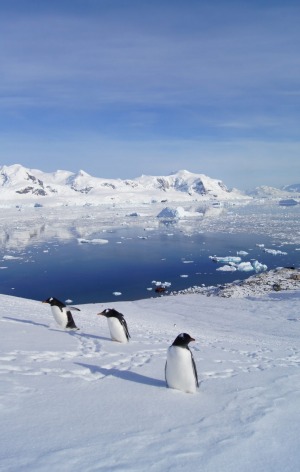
[172,333,195,347]
[97,308,121,319]
[42,297,64,307]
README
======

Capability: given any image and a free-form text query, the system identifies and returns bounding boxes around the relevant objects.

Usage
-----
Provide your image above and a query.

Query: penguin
[97,308,130,343]
[43,297,80,330]
[165,333,199,393]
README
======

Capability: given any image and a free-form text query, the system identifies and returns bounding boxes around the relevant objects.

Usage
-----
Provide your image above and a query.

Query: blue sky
[0,0,299,189]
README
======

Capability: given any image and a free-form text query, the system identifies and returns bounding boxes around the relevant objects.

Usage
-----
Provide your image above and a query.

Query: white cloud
[0,1,300,189]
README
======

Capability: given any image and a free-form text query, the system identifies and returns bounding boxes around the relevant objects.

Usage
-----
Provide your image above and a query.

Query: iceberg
[237,262,254,272]
[216,265,237,272]
[157,206,186,219]
[237,250,249,256]
[252,260,268,272]
[263,248,288,256]
[77,238,109,244]
[210,256,242,264]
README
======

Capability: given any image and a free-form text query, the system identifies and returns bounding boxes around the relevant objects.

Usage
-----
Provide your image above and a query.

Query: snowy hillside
[246,184,300,200]
[282,183,300,193]
[0,164,247,206]
[1,290,299,471]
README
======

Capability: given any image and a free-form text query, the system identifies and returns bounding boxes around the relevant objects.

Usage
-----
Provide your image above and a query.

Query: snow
[0,164,249,207]
[1,289,300,471]
[0,173,300,470]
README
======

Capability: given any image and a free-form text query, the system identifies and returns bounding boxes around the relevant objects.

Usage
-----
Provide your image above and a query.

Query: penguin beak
[97,311,104,316]
[190,337,195,342]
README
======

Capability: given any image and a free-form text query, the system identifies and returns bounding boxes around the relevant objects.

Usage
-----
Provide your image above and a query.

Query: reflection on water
[0,203,300,303]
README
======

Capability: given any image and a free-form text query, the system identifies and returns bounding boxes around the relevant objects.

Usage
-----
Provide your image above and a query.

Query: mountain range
[0,164,299,206]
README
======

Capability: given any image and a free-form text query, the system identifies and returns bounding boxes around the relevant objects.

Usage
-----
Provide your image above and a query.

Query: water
[0,222,299,304]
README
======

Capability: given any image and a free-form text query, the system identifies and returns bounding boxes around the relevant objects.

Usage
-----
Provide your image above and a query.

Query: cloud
[0,1,300,189]
[1,2,300,110]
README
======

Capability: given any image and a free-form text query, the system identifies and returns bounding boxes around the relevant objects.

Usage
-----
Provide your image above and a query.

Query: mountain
[282,183,300,193]
[0,165,247,206]
[246,184,300,200]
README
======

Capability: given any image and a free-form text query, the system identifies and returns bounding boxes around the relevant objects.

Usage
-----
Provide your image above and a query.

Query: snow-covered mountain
[0,164,247,206]
[282,183,300,193]
[246,184,300,200]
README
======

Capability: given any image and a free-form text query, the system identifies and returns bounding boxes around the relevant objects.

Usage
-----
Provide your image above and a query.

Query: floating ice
[210,256,242,264]
[216,265,237,272]
[112,292,122,296]
[237,250,249,256]
[77,238,109,244]
[152,281,171,287]
[216,259,267,273]
[157,206,186,219]
[3,255,23,260]
[263,248,288,255]
[252,260,268,272]
[237,262,254,272]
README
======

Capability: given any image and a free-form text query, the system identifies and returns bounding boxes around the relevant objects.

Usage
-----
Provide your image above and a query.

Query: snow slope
[1,290,299,472]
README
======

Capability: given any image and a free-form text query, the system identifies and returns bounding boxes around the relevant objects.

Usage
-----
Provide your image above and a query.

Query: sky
[0,0,300,190]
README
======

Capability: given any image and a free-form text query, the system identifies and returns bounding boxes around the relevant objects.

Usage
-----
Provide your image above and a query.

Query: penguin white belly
[107,317,128,343]
[166,346,197,393]
[51,305,68,328]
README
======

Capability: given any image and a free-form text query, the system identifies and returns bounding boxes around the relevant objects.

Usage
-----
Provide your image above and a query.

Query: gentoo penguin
[165,333,199,393]
[43,297,80,330]
[97,308,130,343]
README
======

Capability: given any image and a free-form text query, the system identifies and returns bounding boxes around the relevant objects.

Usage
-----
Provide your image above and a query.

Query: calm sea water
[0,224,299,303]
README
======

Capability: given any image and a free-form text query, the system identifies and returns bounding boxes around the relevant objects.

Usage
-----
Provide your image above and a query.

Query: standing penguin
[97,308,130,343]
[165,333,199,393]
[43,297,80,330]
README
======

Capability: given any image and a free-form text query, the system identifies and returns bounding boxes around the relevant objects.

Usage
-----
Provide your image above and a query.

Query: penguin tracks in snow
[2,313,300,386]
[1,336,300,386]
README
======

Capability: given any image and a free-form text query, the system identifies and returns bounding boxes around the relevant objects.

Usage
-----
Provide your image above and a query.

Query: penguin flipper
[164,360,169,387]
[191,354,199,388]
[121,317,131,340]
[69,306,81,311]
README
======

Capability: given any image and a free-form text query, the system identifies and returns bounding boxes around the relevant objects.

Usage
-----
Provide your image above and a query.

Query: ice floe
[263,248,288,255]
[77,238,109,244]
[210,256,242,264]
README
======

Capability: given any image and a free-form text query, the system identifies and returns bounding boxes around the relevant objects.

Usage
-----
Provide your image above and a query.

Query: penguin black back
[98,308,131,341]
[43,297,80,330]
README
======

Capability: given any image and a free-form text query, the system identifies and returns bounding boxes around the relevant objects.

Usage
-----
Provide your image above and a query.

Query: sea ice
[263,248,288,255]
[210,256,242,264]
[216,265,237,272]
[77,238,109,244]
